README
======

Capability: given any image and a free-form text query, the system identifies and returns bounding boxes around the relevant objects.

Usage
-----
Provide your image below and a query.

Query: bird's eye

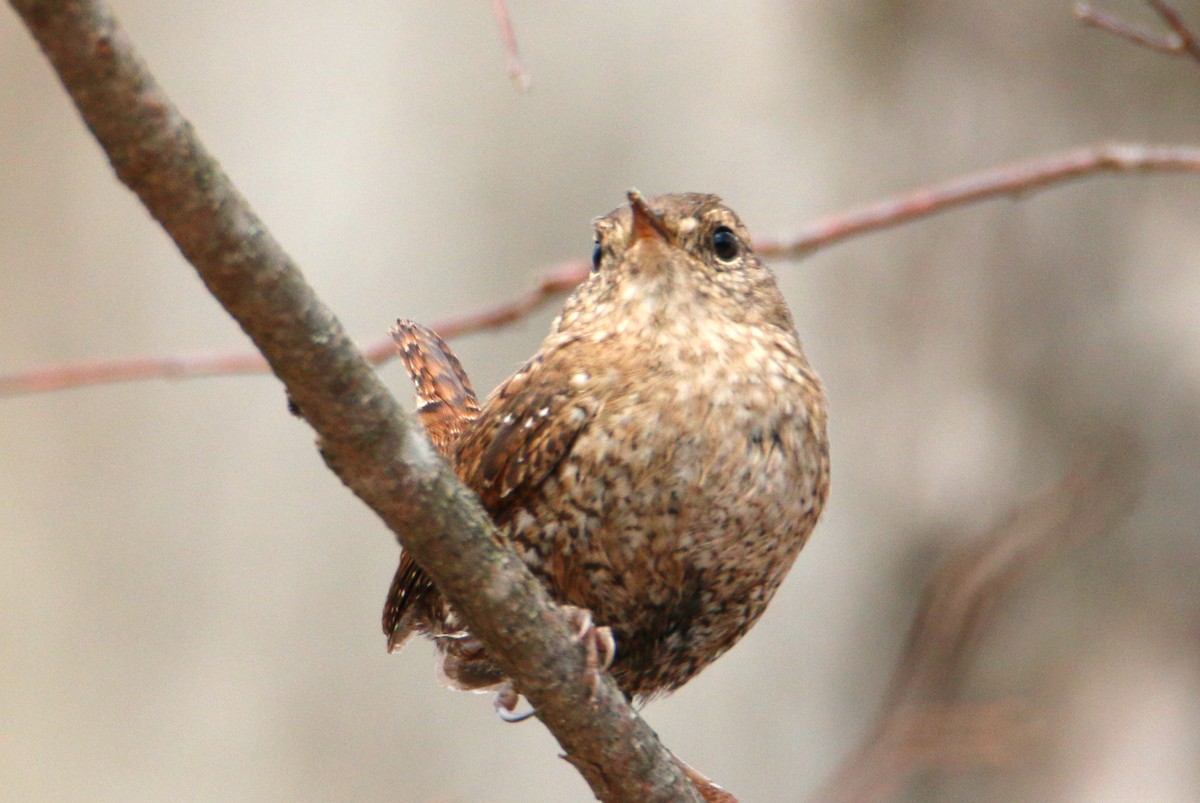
[591,241,602,272]
[712,226,740,262]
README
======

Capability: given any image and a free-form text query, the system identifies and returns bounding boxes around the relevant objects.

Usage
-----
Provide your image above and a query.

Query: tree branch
[0,257,589,395]
[1075,0,1200,65]
[755,142,1200,259]
[6,1,694,800]
[3,142,1198,398]
[489,0,531,91]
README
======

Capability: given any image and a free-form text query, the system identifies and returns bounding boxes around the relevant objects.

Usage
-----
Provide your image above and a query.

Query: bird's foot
[560,604,616,694]
[490,605,614,721]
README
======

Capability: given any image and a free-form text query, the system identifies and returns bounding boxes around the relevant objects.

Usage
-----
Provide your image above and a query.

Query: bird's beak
[627,189,673,246]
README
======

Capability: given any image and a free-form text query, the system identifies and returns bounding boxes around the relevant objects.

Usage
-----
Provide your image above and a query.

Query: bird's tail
[390,319,480,455]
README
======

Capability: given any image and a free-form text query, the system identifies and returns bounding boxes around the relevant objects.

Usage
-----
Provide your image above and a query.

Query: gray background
[3,1,1199,800]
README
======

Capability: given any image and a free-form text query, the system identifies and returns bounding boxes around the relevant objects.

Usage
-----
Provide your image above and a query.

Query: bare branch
[0,258,589,396]
[808,443,1141,803]
[1077,2,1184,54]
[3,141,1198,398]
[755,142,1200,259]
[423,258,588,339]
[489,0,531,91]
[1148,0,1200,62]
[1076,0,1200,65]
[6,1,694,799]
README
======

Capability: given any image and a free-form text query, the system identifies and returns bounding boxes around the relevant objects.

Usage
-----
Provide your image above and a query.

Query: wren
[383,191,830,706]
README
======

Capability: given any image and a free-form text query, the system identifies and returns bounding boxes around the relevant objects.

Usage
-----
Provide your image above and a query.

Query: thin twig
[1075,0,1200,65]
[3,142,1198,398]
[755,142,1200,259]
[1076,2,1183,54]
[422,258,586,339]
[7,2,695,800]
[1147,0,1200,62]
[0,258,589,396]
[808,442,1141,803]
[488,0,531,91]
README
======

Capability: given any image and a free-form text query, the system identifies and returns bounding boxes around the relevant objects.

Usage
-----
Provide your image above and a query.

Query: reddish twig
[3,142,1198,398]
[1075,0,1200,65]
[0,349,267,395]
[755,142,1200,259]
[808,444,1140,803]
[415,258,587,340]
[0,258,589,396]
[488,0,531,91]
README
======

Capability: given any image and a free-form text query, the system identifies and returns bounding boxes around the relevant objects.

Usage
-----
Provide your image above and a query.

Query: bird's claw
[493,682,537,722]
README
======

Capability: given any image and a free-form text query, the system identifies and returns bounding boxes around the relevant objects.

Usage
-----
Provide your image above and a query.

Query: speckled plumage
[383,192,830,703]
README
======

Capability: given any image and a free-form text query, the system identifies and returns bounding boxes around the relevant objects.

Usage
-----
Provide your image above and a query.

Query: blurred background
[2,1,1199,800]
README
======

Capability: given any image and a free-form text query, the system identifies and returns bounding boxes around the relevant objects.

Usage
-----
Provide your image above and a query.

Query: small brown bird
[383,191,829,708]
